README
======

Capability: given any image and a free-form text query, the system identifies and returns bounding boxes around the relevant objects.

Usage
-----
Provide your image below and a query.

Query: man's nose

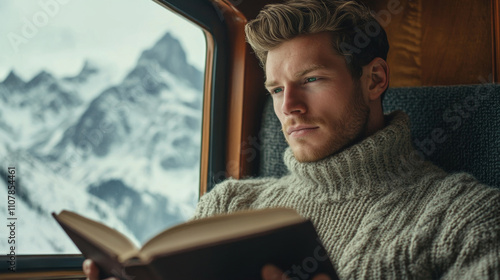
[282,87,307,115]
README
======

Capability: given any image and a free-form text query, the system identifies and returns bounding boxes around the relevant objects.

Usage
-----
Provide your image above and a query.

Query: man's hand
[261,264,331,280]
[82,259,118,280]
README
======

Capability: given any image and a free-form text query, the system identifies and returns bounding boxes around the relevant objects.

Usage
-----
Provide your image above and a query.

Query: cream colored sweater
[194,112,500,279]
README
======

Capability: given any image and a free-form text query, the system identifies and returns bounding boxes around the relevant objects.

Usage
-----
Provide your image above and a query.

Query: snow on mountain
[0,161,138,254]
[0,59,115,152]
[135,32,203,91]
[63,61,100,84]
[61,60,119,103]
[1,71,25,94]
[0,32,202,253]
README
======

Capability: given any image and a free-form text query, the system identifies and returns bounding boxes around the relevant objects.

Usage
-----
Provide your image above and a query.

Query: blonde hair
[245,0,389,79]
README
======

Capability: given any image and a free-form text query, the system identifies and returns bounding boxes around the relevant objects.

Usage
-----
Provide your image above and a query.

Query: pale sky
[0,0,206,82]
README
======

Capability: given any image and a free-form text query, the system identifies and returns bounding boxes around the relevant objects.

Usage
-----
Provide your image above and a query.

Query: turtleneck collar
[283,111,422,196]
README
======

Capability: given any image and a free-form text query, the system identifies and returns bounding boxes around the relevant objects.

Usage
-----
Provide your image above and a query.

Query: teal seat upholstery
[258,96,288,178]
[258,84,500,187]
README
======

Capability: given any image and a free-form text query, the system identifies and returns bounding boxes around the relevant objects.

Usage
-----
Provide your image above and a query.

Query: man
[85,0,500,279]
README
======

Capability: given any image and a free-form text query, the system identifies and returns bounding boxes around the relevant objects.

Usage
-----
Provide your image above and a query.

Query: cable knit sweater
[193,111,500,279]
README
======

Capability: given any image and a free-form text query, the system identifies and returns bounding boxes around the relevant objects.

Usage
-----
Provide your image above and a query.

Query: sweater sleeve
[190,178,255,220]
[190,177,273,220]
[190,181,234,220]
[438,179,500,279]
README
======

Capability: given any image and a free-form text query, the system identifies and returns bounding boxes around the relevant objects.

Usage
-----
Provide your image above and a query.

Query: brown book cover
[52,208,338,280]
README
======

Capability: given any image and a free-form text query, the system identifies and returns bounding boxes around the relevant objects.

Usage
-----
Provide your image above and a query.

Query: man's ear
[362,58,389,101]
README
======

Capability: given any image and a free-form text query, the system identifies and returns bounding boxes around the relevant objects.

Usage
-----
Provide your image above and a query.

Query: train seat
[258,84,500,188]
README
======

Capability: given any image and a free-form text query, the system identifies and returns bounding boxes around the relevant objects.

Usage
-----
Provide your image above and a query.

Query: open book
[53,208,338,280]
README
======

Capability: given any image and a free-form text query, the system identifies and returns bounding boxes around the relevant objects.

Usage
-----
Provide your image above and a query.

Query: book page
[139,207,305,260]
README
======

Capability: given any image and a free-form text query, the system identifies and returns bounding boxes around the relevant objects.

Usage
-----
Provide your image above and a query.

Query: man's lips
[287,125,319,136]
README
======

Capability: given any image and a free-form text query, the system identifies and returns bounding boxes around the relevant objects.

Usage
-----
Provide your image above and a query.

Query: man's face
[265,32,370,162]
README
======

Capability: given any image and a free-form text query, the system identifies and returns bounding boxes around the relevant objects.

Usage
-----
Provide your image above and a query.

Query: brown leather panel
[229,0,276,178]
[200,30,215,196]
[239,51,267,178]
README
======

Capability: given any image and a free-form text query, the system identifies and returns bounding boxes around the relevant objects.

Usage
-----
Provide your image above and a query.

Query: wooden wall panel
[493,0,500,82]
[238,0,497,88]
[230,0,279,178]
[239,0,498,87]
[361,0,423,87]
[362,0,494,86]
[234,0,499,177]
[421,0,492,85]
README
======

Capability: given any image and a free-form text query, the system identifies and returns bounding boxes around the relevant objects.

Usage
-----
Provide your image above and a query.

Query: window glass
[0,0,206,254]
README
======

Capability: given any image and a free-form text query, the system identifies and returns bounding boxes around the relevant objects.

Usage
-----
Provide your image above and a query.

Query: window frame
[154,0,247,195]
[0,0,239,277]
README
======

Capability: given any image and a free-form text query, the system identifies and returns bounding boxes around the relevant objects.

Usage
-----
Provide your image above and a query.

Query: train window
[0,0,206,255]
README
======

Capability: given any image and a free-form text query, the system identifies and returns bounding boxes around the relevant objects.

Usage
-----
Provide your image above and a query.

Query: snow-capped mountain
[0,32,203,253]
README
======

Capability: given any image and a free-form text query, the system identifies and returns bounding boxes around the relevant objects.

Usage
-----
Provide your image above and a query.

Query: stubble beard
[285,84,370,162]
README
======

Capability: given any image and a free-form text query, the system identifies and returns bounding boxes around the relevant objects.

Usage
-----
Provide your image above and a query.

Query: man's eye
[271,88,283,94]
[305,77,317,83]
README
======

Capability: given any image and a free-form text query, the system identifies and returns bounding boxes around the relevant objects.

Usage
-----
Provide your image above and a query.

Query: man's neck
[365,102,386,138]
